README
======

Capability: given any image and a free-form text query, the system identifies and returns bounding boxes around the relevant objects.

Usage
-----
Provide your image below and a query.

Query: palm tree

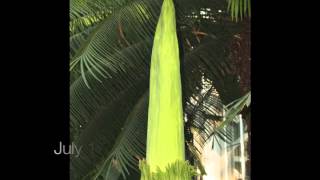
[70,0,251,179]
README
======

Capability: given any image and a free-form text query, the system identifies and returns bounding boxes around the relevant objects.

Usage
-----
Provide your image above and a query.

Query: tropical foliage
[228,0,251,22]
[69,0,251,179]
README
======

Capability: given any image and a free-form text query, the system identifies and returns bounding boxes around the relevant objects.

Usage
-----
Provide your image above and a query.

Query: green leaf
[70,0,160,87]
[207,91,251,140]
[239,0,243,20]
[95,93,149,179]
[235,0,239,22]
[228,0,251,22]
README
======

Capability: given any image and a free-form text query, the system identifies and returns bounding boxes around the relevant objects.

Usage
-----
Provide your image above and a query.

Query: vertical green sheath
[146,0,185,173]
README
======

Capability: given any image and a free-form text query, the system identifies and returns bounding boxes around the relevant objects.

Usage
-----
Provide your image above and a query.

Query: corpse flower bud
[140,0,196,179]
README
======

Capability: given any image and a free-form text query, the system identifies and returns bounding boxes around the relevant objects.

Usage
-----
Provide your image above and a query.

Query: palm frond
[70,81,148,179]
[95,92,149,179]
[70,62,149,140]
[70,0,241,87]
[227,0,251,22]
[70,0,162,87]
[207,91,251,141]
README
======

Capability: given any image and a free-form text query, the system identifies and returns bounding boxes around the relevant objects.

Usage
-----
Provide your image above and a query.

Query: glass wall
[195,115,250,180]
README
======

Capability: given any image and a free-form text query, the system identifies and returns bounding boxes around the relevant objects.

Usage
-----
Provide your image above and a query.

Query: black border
[5,1,70,179]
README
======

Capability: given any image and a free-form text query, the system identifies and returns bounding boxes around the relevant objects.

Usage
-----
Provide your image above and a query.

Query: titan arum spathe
[139,0,196,179]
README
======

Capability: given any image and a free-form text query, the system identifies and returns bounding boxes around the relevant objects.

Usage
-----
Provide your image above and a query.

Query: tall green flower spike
[141,0,196,179]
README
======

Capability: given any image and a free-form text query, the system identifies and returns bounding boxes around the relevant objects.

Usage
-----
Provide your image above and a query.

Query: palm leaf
[227,0,251,22]
[207,91,251,141]
[70,40,151,140]
[96,92,149,179]
[70,80,148,179]
[70,0,161,87]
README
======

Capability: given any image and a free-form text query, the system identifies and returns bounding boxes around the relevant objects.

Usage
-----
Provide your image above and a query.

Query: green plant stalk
[145,0,188,176]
